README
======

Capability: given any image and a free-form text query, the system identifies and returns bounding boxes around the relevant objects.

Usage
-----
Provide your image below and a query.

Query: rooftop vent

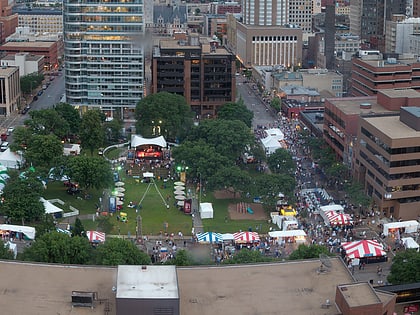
[71,291,97,308]
[360,102,372,109]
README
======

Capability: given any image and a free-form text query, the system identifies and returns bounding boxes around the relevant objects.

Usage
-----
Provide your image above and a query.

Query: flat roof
[0,41,55,49]
[403,106,420,118]
[177,258,354,315]
[363,115,420,140]
[379,88,420,99]
[0,66,18,75]
[117,265,179,299]
[2,53,43,61]
[326,96,393,115]
[337,282,381,307]
[0,261,117,315]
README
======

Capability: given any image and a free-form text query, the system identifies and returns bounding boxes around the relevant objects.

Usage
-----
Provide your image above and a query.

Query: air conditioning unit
[71,291,97,308]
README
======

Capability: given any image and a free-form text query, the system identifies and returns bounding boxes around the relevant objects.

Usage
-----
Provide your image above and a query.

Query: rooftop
[117,265,179,299]
[379,89,420,99]
[0,41,55,49]
[363,114,420,140]
[326,96,394,116]
[337,282,382,307]
[2,53,43,61]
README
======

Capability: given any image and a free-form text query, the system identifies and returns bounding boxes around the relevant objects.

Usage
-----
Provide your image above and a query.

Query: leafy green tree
[72,218,86,238]
[388,250,420,285]
[67,155,113,190]
[224,249,273,264]
[267,148,295,176]
[20,73,44,95]
[253,173,295,204]
[165,249,194,266]
[9,126,33,152]
[96,216,114,234]
[79,109,105,155]
[95,238,151,265]
[135,92,194,141]
[104,118,123,143]
[270,97,281,112]
[344,181,371,210]
[54,103,81,135]
[217,101,254,128]
[28,109,70,138]
[1,172,44,225]
[207,166,251,197]
[35,214,56,238]
[0,239,14,259]
[25,134,63,169]
[22,232,91,264]
[288,244,331,260]
[187,119,253,160]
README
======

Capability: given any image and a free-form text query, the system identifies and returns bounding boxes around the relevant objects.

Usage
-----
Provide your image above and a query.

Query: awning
[268,230,307,238]
[233,231,260,243]
[196,232,223,243]
[86,231,106,243]
[341,240,386,259]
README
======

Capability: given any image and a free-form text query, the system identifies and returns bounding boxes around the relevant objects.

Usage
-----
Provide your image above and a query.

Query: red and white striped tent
[87,231,106,243]
[233,231,260,243]
[341,240,386,259]
[324,211,353,226]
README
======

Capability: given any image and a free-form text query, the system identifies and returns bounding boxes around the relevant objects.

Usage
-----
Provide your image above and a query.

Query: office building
[14,7,63,35]
[0,0,17,44]
[0,66,21,116]
[63,0,145,119]
[152,35,235,118]
[0,53,45,77]
[385,16,420,54]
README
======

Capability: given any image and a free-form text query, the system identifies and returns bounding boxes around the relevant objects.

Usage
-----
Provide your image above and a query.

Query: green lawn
[43,176,273,236]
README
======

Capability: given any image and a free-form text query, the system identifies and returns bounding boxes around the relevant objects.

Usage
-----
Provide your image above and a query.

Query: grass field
[43,175,273,237]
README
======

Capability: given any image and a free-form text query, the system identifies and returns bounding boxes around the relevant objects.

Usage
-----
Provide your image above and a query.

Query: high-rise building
[63,0,145,119]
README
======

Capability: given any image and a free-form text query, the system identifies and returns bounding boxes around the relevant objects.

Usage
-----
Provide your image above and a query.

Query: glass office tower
[63,0,144,119]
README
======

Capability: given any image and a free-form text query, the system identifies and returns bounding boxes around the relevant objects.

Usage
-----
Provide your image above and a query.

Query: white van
[1,141,9,151]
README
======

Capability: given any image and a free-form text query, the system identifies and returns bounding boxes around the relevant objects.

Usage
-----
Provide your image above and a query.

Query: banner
[184,199,192,214]
[109,196,116,213]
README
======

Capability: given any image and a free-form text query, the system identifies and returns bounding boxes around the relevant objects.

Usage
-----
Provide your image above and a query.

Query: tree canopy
[288,244,331,260]
[267,148,295,176]
[94,238,151,265]
[66,155,113,190]
[25,134,63,169]
[28,109,70,138]
[0,239,14,260]
[135,92,194,141]
[54,103,81,135]
[387,250,420,285]
[20,73,44,95]
[1,172,45,225]
[217,101,254,128]
[79,109,105,155]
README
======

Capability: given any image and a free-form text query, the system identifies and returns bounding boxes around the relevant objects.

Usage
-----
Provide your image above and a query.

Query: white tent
[264,128,284,140]
[5,241,17,259]
[0,149,24,169]
[131,135,167,148]
[63,143,81,156]
[383,220,420,236]
[402,237,419,251]
[199,202,214,219]
[261,136,282,155]
[269,230,307,238]
[0,224,36,240]
[222,233,235,241]
[319,204,344,213]
[40,197,63,215]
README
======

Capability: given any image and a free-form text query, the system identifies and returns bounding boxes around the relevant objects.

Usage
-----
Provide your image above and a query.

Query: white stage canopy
[269,230,307,238]
[40,198,63,214]
[402,237,419,250]
[319,204,344,213]
[0,224,36,240]
[383,220,420,236]
[131,135,167,148]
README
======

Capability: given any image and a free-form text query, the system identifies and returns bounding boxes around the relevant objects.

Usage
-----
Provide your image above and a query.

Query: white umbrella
[115,187,125,192]
[115,181,125,187]
[116,192,124,197]
[177,200,184,206]
[174,185,185,190]
[174,181,185,186]
[174,190,185,195]
[175,195,186,200]
[116,200,124,206]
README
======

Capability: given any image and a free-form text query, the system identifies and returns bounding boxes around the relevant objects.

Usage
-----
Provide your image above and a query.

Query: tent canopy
[199,202,214,219]
[0,149,24,169]
[319,204,344,213]
[222,233,235,241]
[261,136,282,155]
[131,135,167,148]
[402,237,419,250]
[86,231,106,243]
[383,220,420,236]
[322,211,352,226]
[268,230,306,238]
[40,198,63,214]
[0,224,36,240]
[264,128,284,140]
[341,240,386,259]
[196,232,223,243]
[233,231,260,243]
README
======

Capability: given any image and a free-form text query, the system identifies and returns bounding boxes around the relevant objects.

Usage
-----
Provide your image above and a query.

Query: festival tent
[341,240,386,259]
[4,241,17,259]
[261,136,282,155]
[383,220,420,236]
[264,128,284,140]
[196,232,223,243]
[199,202,214,219]
[222,233,235,241]
[0,224,36,240]
[0,149,24,169]
[319,204,345,213]
[86,231,106,243]
[269,230,307,238]
[131,135,167,148]
[40,197,63,215]
[323,211,352,226]
[233,231,260,243]
[402,237,420,251]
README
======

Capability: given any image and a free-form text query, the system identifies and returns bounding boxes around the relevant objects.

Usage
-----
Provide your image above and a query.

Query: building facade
[14,7,63,35]
[0,53,44,76]
[152,35,236,118]
[0,66,21,116]
[63,0,145,119]
[0,0,18,44]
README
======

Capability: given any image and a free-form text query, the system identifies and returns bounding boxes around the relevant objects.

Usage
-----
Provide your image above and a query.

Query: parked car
[37,90,43,96]
[1,141,9,151]
[6,127,14,135]
[0,134,7,141]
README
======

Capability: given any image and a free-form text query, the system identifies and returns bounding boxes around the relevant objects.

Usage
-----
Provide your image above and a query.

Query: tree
[34,214,56,239]
[104,118,123,144]
[54,103,81,135]
[224,249,273,264]
[288,244,331,260]
[67,155,113,190]
[0,239,14,259]
[1,172,45,225]
[72,218,86,238]
[253,173,296,205]
[20,73,44,95]
[217,101,254,128]
[165,249,194,266]
[95,238,151,266]
[135,92,194,141]
[9,126,33,152]
[22,232,91,264]
[28,109,70,138]
[24,134,63,169]
[187,119,253,160]
[270,97,281,112]
[79,109,105,155]
[267,148,295,176]
[207,166,251,197]
[387,250,420,285]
